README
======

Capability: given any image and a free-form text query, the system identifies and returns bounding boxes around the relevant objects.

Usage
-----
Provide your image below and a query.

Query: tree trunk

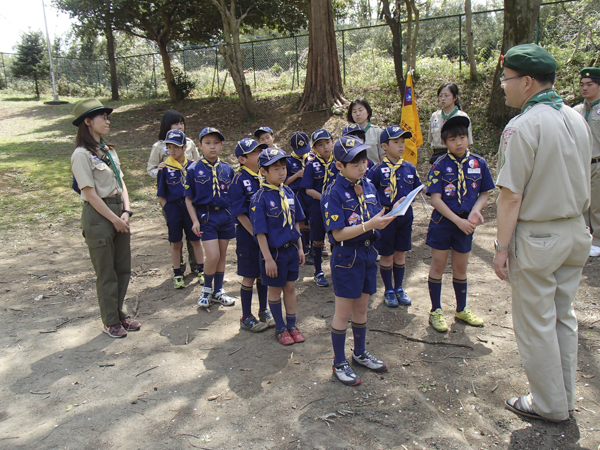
[487,0,542,125]
[158,40,177,102]
[465,0,478,81]
[105,24,119,101]
[381,0,405,93]
[404,0,420,73]
[299,0,345,112]
[34,77,40,98]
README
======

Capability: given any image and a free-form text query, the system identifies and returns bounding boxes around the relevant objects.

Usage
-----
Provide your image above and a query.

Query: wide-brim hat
[72,98,113,126]
[259,148,288,168]
[235,138,268,158]
[441,115,470,134]
[334,136,370,162]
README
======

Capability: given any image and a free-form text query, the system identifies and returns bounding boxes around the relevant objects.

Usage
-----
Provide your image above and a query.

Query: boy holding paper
[370,126,421,307]
[425,116,494,332]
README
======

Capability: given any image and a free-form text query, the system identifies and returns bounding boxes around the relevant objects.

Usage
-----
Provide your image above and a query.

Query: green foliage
[170,67,196,101]
[270,63,283,76]
[11,31,50,97]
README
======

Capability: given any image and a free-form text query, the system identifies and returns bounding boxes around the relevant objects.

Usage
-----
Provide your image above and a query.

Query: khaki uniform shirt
[71,146,124,201]
[574,103,600,159]
[364,124,384,163]
[497,103,592,222]
[147,139,200,177]
[427,109,473,150]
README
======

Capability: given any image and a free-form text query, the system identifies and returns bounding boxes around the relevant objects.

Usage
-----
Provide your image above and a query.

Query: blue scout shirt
[426,152,495,221]
[156,160,191,203]
[369,159,421,210]
[250,185,306,249]
[300,153,339,194]
[185,158,234,209]
[321,173,382,245]
[230,168,260,224]
[286,153,311,191]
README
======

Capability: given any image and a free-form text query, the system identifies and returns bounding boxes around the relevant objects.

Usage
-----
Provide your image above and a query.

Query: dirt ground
[1,96,600,450]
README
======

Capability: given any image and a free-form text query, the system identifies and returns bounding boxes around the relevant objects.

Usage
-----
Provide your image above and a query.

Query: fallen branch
[30,391,51,395]
[99,364,115,368]
[300,397,324,410]
[228,347,244,356]
[39,330,57,334]
[135,366,159,377]
[370,329,474,349]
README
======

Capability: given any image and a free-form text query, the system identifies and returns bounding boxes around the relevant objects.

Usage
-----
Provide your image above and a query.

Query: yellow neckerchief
[291,151,308,168]
[239,165,261,182]
[201,156,220,197]
[382,155,404,201]
[447,150,470,204]
[314,153,334,191]
[341,174,370,223]
[165,156,189,189]
[261,181,293,228]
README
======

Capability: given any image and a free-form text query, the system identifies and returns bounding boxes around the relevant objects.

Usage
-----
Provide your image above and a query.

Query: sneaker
[102,323,127,338]
[352,350,388,372]
[314,272,329,287]
[590,245,600,257]
[121,317,141,331]
[384,290,399,307]
[429,308,448,332]
[173,275,185,289]
[276,328,294,345]
[212,289,236,306]
[288,326,305,343]
[258,310,276,328]
[240,315,268,333]
[322,247,329,258]
[455,308,484,327]
[197,271,205,284]
[197,286,213,308]
[304,252,315,265]
[395,287,412,306]
[333,361,361,386]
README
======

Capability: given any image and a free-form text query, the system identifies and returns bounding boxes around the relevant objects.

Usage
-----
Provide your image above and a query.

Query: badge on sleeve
[331,215,339,221]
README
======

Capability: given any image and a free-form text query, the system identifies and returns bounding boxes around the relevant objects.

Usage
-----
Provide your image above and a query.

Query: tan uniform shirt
[147,139,199,177]
[497,103,592,221]
[71,146,124,201]
[574,103,600,159]
[364,124,384,163]
[427,109,473,150]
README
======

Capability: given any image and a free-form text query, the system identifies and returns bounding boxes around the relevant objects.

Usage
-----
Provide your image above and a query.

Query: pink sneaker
[103,323,127,338]
[121,317,141,331]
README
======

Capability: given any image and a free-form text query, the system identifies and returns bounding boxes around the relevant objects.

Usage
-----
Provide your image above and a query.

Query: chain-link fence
[0,0,580,98]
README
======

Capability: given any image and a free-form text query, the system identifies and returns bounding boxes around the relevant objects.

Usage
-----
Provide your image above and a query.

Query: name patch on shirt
[467,168,481,174]
[366,194,376,199]
[407,174,413,179]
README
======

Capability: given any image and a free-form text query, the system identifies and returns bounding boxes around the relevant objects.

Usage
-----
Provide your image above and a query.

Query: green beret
[580,67,600,79]
[503,44,557,75]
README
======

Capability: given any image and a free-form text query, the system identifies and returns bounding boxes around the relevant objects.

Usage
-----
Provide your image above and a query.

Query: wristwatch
[123,210,133,217]
[494,240,508,252]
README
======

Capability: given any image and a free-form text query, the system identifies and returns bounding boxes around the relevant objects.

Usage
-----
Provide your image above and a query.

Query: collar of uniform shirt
[584,98,600,120]
[165,156,189,188]
[200,156,221,197]
[441,106,459,121]
[261,182,293,228]
[521,89,563,114]
[314,153,334,190]
[239,165,260,180]
[291,151,308,165]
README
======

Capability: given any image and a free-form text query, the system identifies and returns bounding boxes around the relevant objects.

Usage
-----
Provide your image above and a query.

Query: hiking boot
[384,290,399,307]
[455,308,484,327]
[429,308,448,332]
[333,361,361,386]
[258,310,276,328]
[395,287,412,306]
[240,315,268,333]
[352,350,388,372]
[197,286,213,308]
[212,289,236,306]
[314,272,329,287]
[276,328,294,345]
[103,323,127,338]
[173,275,185,289]
[121,317,141,331]
[288,326,305,343]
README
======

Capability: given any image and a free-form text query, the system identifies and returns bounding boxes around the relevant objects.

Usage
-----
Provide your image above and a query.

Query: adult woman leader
[70,98,141,338]
[346,98,384,163]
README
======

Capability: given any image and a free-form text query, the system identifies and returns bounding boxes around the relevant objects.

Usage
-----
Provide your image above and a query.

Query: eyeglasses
[95,114,110,121]
[499,75,524,85]
[438,94,453,99]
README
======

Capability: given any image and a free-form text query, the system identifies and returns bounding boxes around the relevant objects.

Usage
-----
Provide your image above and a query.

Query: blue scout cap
[503,44,557,75]
[380,125,413,145]
[290,131,311,155]
[164,129,187,147]
[235,138,268,158]
[441,115,470,135]
[72,98,113,126]
[334,136,370,163]
[341,123,365,136]
[311,129,333,146]
[258,148,288,168]
[199,127,225,142]
[254,126,274,138]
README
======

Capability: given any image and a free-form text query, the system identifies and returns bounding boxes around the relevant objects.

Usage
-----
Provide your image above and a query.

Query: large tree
[12,31,50,98]
[487,0,542,125]
[381,0,405,93]
[299,0,345,112]
[465,0,477,81]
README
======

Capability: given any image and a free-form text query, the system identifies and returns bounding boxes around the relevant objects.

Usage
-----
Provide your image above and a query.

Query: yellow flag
[400,72,423,166]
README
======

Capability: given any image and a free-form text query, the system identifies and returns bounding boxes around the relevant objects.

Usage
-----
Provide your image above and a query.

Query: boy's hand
[112,216,130,233]
[367,209,395,230]
[157,161,167,171]
[298,249,305,267]
[456,218,476,235]
[468,210,484,226]
[295,168,304,178]
[192,221,202,237]
[264,258,278,278]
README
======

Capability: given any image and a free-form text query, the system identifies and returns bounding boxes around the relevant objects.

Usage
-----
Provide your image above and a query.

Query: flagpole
[42,0,59,102]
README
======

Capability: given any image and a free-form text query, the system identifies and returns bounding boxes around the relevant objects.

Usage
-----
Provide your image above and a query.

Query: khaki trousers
[82,199,131,327]
[508,216,590,421]
[583,162,600,246]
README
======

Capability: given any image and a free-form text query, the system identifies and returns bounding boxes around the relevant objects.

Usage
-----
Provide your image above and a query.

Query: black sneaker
[314,272,329,287]
[304,252,315,265]
[333,361,361,386]
[240,315,268,333]
[352,350,388,373]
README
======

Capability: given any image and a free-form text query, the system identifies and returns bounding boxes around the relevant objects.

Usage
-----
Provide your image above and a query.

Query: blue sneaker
[314,272,329,287]
[384,290,399,307]
[395,287,412,306]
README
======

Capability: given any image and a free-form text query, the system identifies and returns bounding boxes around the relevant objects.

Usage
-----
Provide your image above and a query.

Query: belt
[335,239,373,248]
[592,157,600,164]
[102,196,122,204]
[270,241,296,251]
[173,199,186,204]
[198,205,226,211]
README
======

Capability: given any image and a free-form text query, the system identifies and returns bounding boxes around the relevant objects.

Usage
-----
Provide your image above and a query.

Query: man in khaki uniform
[493,44,592,422]
[574,67,600,257]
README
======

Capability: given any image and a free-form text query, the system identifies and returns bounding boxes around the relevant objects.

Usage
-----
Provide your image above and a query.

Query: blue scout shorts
[196,207,235,241]
[236,225,261,279]
[330,242,378,298]
[164,201,200,243]
[425,215,473,254]
[375,212,413,256]
[259,243,300,287]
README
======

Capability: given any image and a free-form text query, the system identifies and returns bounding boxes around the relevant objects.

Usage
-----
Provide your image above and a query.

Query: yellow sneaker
[455,308,484,327]
[197,271,205,285]
[173,275,185,289]
[429,308,448,332]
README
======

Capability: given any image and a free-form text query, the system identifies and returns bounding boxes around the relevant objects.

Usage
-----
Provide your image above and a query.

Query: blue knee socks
[286,314,296,329]
[428,277,442,312]
[393,263,405,290]
[352,321,367,356]
[313,243,323,274]
[256,279,268,313]
[453,278,467,312]
[214,271,224,292]
[380,265,393,291]
[268,298,286,331]
[331,327,347,364]
[204,273,214,290]
[240,284,253,321]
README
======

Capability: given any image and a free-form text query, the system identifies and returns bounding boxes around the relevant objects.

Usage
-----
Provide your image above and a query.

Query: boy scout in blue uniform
[254,126,277,148]
[285,131,313,262]
[370,126,421,307]
[157,130,204,290]
[250,148,307,345]
[341,123,375,175]
[322,136,397,386]
[230,138,275,332]
[185,127,237,309]
[425,116,495,332]
[301,129,338,287]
